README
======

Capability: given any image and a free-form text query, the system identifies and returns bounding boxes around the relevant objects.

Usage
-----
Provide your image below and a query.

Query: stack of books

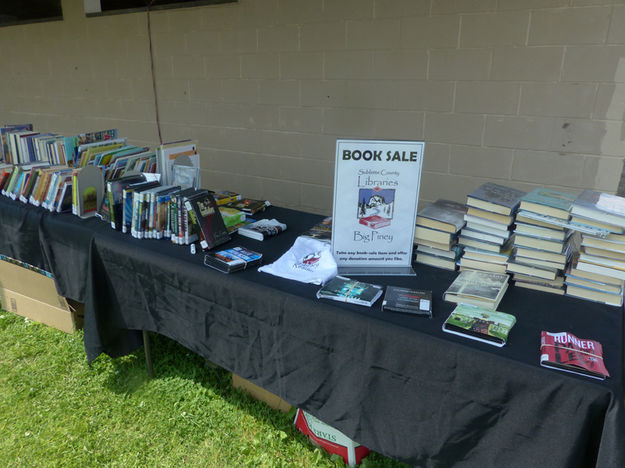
[564,190,625,306]
[457,182,524,273]
[413,199,466,270]
[507,188,578,295]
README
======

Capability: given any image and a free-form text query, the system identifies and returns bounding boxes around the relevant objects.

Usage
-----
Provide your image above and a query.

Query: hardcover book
[105,174,146,230]
[203,246,262,273]
[1,124,33,163]
[224,198,270,214]
[212,190,241,206]
[571,190,625,228]
[301,217,332,241]
[565,284,623,307]
[238,218,286,241]
[359,214,391,229]
[444,270,509,310]
[381,286,432,317]
[442,304,516,347]
[316,276,383,307]
[416,199,466,234]
[520,188,576,220]
[218,207,246,228]
[184,191,230,251]
[466,182,526,216]
[540,331,610,380]
[458,257,508,274]
[414,225,455,244]
[415,252,457,271]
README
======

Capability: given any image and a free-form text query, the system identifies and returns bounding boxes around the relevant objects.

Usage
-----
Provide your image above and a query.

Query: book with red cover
[358,215,390,229]
[540,331,610,380]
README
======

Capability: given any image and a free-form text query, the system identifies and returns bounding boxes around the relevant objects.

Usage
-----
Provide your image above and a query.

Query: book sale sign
[331,139,424,275]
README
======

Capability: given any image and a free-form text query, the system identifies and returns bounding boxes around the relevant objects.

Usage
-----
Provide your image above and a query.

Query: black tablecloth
[1,195,623,467]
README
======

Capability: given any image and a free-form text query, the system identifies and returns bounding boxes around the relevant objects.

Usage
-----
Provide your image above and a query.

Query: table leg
[143,330,154,378]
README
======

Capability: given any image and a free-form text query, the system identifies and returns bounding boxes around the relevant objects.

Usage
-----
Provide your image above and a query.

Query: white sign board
[331,139,424,276]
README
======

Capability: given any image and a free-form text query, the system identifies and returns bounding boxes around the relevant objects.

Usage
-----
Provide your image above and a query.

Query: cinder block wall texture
[1,0,625,214]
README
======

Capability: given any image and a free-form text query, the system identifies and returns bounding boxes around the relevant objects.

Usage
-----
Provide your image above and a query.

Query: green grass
[0,311,407,467]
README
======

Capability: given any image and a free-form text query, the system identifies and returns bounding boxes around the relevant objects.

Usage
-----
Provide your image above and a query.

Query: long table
[1,195,623,467]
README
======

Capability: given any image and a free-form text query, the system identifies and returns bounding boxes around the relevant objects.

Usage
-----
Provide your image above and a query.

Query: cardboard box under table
[232,374,291,413]
[0,258,83,333]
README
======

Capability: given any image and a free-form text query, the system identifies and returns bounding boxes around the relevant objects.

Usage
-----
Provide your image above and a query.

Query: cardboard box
[0,289,84,333]
[0,257,59,304]
[232,374,292,413]
[294,409,370,467]
[0,258,84,333]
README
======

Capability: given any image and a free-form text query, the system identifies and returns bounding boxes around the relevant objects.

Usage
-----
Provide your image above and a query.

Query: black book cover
[185,191,230,250]
[381,286,432,317]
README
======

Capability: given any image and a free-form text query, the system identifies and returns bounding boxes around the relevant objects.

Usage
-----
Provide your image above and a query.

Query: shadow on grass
[98,332,290,423]
[94,332,407,468]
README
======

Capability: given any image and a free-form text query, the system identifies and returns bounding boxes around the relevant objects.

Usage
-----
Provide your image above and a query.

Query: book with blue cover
[466,182,526,216]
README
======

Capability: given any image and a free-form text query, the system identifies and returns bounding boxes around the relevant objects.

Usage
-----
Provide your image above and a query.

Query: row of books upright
[0,123,206,219]
[106,174,254,247]
[414,182,625,307]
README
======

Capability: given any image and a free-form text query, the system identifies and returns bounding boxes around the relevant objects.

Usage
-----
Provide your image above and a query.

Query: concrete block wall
[1,0,625,214]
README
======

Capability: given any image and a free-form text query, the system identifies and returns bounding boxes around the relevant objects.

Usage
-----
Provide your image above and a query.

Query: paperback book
[540,331,610,380]
[444,270,509,310]
[203,246,262,273]
[381,286,432,317]
[442,304,517,347]
[316,276,383,307]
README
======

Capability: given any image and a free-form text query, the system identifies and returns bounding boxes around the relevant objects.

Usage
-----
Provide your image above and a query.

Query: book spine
[183,199,190,245]
[107,183,116,229]
[131,191,140,238]
[176,195,183,244]
[140,191,149,239]
[171,195,179,244]
[122,189,131,234]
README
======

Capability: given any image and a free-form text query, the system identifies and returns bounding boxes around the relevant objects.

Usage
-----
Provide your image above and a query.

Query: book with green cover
[520,188,576,220]
[443,304,516,347]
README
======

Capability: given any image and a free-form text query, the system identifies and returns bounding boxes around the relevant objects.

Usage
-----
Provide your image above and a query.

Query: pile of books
[507,188,578,295]
[507,189,575,292]
[457,182,523,273]
[564,190,625,306]
[413,199,465,270]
